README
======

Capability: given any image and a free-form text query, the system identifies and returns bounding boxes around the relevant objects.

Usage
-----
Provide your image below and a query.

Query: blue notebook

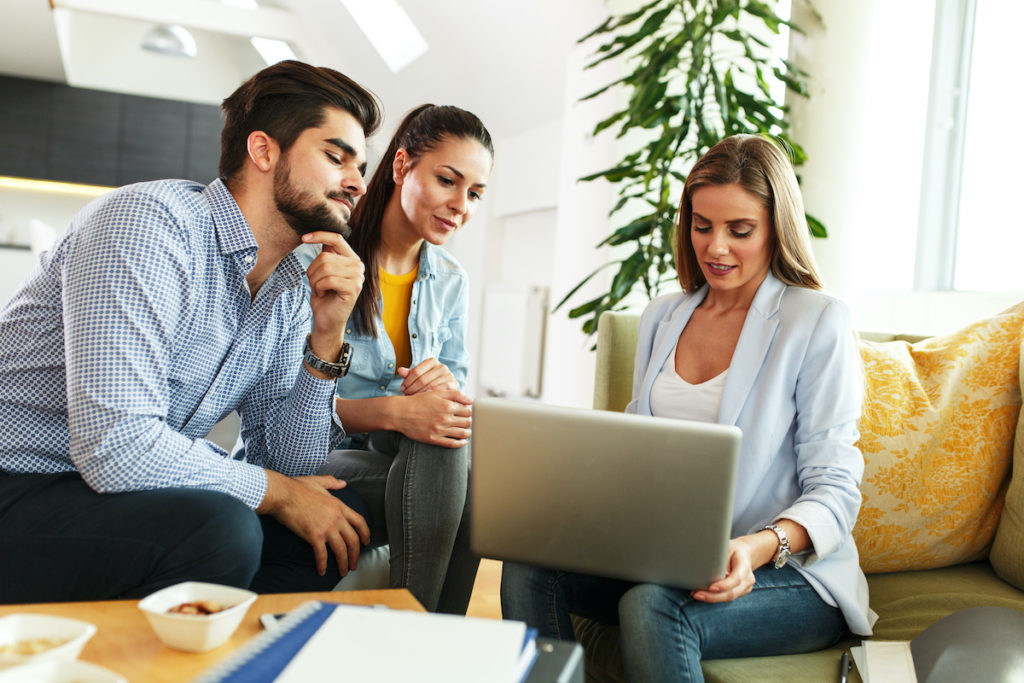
[195,601,337,683]
[195,601,537,683]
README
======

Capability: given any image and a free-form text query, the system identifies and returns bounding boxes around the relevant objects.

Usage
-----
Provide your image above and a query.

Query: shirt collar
[203,178,304,289]
[417,242,439,280]
[203,178,258,257]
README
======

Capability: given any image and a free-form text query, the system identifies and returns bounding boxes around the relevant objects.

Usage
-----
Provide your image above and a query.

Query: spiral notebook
[194,601,537,683]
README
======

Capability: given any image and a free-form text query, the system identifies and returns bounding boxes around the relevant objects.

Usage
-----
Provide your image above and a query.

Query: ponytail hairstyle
[348,104,494,336]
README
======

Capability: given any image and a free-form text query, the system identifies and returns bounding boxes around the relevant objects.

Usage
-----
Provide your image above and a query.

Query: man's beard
[273,161,352,238]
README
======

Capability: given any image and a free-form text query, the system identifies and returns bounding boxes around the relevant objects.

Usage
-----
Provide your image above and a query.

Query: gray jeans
[317,431,478,614]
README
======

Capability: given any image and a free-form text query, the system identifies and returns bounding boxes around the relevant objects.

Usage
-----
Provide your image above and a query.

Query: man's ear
[392,148,410,186]
[246,131,279,173]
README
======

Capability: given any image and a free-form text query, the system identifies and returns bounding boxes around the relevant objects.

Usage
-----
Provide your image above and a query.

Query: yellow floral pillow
[854,302,1024,573]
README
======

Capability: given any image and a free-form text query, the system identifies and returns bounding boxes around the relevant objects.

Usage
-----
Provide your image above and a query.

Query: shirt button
[346,328,352,335]
[412,299,417,305]
[243,255,253,263]
[411,333,418,339]
[379,385,386,390]
[388,363,394,369]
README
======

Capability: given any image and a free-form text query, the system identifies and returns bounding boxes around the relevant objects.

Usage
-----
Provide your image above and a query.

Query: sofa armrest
[593,312,640,412]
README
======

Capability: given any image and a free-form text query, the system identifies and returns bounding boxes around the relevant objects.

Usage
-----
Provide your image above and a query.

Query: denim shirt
[296,242,471,448]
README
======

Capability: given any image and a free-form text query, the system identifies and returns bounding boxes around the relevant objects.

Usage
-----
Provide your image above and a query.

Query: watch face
[774,548,791,569]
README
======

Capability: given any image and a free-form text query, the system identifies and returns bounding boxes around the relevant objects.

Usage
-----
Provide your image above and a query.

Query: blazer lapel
[717,274,785,426]
[636,287,708,415]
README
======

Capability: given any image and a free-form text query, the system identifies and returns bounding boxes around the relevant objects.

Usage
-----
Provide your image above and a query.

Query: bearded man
[0,61,384,603]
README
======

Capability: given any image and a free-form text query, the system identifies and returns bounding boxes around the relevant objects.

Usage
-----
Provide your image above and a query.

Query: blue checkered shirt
[0,179,344,508]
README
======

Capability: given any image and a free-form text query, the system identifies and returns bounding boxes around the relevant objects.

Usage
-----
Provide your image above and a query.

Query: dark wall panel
[117,96,188,185]
[186,103,222,183]
[48,86,120,186]
[0,76,51,179]
[0,75,221,187]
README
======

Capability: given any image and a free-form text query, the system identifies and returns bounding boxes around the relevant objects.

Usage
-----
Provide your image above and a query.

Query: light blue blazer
[626,273,875,635]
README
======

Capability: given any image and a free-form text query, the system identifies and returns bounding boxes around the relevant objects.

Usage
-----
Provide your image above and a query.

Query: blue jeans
[501,563,846,682]
[0,471,373,603]
[318,431,478,614]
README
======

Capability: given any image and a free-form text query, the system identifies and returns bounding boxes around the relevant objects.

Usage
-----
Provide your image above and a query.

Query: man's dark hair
[218,60,383,183]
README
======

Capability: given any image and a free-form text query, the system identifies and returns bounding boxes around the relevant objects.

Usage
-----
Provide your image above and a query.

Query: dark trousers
[0,472,376,604]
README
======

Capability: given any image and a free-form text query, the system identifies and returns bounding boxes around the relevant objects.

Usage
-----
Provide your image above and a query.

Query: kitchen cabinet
[48,85,120,186]
[0,75,221,187]
[0,77,50,180]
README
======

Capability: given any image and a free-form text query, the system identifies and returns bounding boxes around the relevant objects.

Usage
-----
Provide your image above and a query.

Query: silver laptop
[471,397,741,589]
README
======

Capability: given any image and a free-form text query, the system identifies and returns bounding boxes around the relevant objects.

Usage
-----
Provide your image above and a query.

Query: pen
[838,650,851,683]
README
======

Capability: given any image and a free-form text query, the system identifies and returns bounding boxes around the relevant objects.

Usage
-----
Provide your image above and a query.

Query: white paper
[277,605,530,683]
[861,640,918,683]
[850,645,869,682]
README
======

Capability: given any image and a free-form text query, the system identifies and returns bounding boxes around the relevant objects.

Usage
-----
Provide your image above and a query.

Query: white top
[649,350,727,423]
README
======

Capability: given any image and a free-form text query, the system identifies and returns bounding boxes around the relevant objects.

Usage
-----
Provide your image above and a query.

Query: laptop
[471,397,741,589]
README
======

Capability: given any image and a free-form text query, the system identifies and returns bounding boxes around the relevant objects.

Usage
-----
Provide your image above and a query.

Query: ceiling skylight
[251,36,297,65]
[339,0,427,73]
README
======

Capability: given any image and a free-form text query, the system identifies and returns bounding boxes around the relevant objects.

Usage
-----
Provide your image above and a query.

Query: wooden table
[0,589,423,682]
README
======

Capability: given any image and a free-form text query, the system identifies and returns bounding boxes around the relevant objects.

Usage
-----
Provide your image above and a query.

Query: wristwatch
[762,523,791,569]
[302,335,352,378]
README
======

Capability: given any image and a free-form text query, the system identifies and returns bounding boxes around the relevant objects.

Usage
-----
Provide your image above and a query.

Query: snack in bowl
[0,614,96,670]
[137,582,256,653]
[167,601,224,616]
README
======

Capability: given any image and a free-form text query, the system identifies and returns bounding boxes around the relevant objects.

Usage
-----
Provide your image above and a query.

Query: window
[917,0,1023,293]
[952,1,1024,291]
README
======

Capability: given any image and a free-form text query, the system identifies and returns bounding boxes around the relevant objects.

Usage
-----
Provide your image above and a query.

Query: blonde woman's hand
[690,537,757,604]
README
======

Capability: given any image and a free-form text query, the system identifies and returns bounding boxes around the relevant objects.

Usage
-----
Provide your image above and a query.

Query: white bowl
[137,582,257,653]
[0,659,126,683]
[0,614,97,670]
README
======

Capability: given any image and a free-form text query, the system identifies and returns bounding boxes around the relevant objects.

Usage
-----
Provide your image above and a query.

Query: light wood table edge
[0,589,423,682]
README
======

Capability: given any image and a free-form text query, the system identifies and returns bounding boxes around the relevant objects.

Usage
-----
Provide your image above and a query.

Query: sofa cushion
[854,303,1024,573]
[991,340,1024,590]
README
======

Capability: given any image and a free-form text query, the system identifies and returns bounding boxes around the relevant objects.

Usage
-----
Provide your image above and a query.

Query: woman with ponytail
[298,104,493,614]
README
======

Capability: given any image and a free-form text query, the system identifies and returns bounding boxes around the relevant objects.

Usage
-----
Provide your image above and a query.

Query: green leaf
[568,294,607,319]
[608,191,646,217]
[608,250,649,301]
[553,261,618,312]
[744,0,782,33]
[580,76,629,102]
[773,65,808,96]
[598,217,655,247]
[805,213,828,238]
[577,0,663,44]
[586,7,673,69]
[578,163,641,183]
[592,110,627,137]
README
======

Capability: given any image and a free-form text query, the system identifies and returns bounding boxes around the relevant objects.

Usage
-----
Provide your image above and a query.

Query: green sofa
[575,311,1024,682]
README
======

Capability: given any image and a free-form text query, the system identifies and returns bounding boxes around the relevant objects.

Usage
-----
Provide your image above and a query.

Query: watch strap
[762,523,791,569]
[303,335,352,378]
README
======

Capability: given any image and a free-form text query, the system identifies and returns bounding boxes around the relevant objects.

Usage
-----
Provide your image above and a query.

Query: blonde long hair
[675,134,822,292]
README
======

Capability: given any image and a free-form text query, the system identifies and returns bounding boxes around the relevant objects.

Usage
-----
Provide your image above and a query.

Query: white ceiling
[0,0,605,142]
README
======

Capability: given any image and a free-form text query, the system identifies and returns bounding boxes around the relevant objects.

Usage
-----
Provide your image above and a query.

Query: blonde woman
[502,135,871,681]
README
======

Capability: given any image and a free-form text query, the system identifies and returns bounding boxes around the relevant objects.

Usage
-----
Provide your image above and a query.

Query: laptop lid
[471,397,741,589]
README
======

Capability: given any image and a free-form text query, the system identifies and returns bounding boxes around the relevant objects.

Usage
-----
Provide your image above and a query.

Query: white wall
[445,1,618,408]
[0,185,101,305]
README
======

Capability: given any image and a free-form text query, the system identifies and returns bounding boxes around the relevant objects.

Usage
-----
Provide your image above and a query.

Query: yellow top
[379,265,418,370]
